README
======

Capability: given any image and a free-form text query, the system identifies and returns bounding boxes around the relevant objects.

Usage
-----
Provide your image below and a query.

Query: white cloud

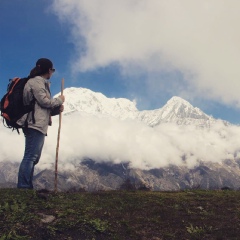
[1,112,240,171]
[52,0,240,107]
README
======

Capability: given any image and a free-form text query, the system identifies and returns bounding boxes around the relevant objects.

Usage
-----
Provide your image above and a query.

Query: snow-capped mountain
[137,96,218,127]
[1,87,238,191]
[62,87,138,119]
[61,87,226,127]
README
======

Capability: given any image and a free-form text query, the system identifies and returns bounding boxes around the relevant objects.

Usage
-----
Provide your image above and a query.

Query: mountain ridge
[59,87,228,127]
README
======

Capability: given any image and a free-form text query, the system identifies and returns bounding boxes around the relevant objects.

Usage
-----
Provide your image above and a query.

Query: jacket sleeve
[30,78,63,108]
[51,106,61,116]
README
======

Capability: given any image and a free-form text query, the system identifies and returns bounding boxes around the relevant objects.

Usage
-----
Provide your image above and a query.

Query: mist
[1,111,240,171]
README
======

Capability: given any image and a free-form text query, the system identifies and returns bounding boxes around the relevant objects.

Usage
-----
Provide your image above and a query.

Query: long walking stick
[54,78,64,193]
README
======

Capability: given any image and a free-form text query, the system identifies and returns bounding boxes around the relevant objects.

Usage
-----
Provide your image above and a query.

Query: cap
[36,58,55,74]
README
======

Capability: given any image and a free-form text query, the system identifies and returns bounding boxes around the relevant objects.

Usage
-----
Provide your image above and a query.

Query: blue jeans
[17,128,45,189]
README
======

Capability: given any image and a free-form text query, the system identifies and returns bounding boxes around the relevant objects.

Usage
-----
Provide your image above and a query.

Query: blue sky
[1,0,240,124]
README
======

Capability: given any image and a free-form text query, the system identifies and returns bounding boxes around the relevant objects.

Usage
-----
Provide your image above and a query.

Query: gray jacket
[17,76,63,135]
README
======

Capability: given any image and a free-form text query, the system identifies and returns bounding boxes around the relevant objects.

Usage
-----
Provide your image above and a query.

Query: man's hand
[59,95,65,103]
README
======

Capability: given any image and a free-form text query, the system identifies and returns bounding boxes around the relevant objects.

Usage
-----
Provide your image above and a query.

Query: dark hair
[29,65,42,78]
[29,58,54,78]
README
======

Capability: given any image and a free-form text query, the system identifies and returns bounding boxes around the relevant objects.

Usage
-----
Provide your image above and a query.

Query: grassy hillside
[1,188,240,239]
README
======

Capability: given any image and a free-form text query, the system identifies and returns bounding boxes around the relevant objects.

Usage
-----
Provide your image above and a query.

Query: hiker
[17,58,65,189]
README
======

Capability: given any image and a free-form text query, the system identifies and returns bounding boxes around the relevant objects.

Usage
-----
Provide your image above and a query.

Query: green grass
[0,189,240,239]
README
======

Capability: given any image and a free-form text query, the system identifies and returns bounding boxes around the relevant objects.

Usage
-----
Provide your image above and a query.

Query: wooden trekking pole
[54,78,64,193]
